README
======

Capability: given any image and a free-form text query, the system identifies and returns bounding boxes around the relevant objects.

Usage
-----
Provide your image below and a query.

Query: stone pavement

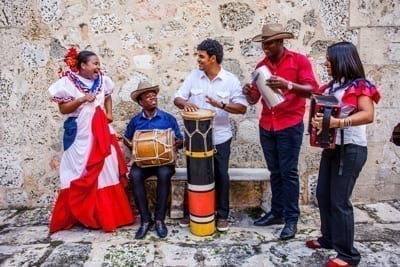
[0,201,399,267]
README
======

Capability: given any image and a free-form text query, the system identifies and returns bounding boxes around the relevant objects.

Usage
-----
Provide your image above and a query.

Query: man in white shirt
[174,39,248,231]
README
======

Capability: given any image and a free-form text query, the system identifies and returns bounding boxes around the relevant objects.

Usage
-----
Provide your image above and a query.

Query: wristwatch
[287,81,293,90]
[221,101,226,110]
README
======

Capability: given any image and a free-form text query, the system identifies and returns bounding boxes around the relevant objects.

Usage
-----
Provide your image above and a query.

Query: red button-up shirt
[249,48,319,131]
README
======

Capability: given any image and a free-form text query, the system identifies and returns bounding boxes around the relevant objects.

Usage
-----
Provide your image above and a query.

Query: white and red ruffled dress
[48,71,135,233]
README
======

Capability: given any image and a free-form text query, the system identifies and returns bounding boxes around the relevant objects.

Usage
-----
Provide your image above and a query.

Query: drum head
[181,109,215,120]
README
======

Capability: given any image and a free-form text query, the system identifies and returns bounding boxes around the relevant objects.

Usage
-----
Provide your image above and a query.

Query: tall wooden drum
[181,109,216,236]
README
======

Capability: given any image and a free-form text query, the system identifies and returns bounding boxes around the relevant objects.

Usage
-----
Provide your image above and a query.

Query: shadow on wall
[391,123,400,146]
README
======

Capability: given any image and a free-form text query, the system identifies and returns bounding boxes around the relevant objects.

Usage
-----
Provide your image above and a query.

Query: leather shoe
[254,212,284,226]
[155,220,168,238]
[135,221,154,239]
[279,223,297,240]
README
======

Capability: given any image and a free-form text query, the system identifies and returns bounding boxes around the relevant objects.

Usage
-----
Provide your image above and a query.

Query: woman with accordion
[307,42,381,267]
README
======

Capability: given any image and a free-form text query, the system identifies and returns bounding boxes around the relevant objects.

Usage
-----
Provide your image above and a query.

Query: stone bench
[145,168,271,219]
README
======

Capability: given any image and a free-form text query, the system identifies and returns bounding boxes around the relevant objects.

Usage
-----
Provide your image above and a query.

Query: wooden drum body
[308,94,340,149]
[132,128,175,167]
[182,109,216,236]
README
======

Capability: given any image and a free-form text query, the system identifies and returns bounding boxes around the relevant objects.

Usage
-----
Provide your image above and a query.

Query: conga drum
[131,128,176,167]
[181,109,216,236]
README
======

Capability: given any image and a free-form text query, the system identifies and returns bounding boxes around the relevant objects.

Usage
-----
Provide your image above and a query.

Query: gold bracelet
[339,119,344,129]
[347,117,352,127]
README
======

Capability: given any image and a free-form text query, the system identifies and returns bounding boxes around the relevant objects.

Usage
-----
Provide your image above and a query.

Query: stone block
[0,244,49,267]
[42,242,92,267]
[365,202,400,223]
[0,148,23,188]
[6,189,28,208]
[219,2,254,31]
[360,27,398,65]
[350,0,400,27]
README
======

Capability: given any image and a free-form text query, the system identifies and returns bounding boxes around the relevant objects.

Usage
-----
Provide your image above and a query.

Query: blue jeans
[259,122,304,224]
[317,144,367,266]
[129,164,175,223]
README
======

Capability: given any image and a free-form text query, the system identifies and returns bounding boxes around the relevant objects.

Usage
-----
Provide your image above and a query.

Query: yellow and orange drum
[181,109,216,236]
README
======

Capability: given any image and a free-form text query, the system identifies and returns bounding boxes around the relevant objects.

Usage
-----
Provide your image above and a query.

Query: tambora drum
[131,128,175,167]
[181,109,216,236]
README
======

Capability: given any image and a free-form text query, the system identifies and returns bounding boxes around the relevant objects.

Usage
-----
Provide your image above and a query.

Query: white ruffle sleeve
[48,77,76,103]
[103,76,114,97]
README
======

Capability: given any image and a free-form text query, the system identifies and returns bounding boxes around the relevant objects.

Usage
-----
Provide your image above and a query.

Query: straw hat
[130,81,159,103]
[252,24,294,42]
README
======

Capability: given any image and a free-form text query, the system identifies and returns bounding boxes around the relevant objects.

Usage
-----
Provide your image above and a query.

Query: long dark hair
[327,41,365,87]
[76,50,97,70]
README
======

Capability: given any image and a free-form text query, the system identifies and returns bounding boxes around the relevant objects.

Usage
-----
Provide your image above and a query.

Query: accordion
[308,94,340,149]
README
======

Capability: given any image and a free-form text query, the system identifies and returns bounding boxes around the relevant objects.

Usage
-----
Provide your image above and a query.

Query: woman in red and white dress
[48,48,135,233]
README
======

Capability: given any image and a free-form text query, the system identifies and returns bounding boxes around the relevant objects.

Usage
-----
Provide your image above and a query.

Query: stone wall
[1,0,399,209]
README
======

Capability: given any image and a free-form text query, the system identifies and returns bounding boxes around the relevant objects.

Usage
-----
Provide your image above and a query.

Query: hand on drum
[311,112,324,135]
[183,102,199,112]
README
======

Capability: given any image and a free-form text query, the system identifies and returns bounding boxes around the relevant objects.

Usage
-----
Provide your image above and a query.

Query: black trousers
[259,122,304,224]
[129,164,175,223]
[317,144,367,266]
[214,138,232,220]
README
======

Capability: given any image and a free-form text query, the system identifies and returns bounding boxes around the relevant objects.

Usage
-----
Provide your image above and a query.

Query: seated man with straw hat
[123,81,183,239]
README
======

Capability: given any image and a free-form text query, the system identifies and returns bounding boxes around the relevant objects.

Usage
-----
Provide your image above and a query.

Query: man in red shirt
[243,24,319,240]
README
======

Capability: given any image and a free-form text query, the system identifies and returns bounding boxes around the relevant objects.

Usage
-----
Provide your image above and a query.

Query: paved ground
[0,200,399,267]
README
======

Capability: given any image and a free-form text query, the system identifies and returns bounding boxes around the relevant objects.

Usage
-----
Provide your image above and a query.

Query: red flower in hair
[64,47,79,73]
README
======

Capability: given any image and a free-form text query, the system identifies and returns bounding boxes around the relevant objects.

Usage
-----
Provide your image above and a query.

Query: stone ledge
[174,168,271,218]
[145,168,270,219]
[171,168,270,181]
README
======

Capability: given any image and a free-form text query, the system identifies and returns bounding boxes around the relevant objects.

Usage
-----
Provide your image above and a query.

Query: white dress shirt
[175,68,248,145]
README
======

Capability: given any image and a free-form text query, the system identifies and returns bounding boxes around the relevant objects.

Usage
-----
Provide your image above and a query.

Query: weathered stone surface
[360,27,400,65]
[350,0,400,27]
[364,202,400,223]
[0,226,49,245]
[0,0,398,210]
[0,244,49,267]
[22,43,48,69]
[0,148,23,188]
[103,242,155,266]
[0,201,399,266]
[90,14,122,34]
[219,2,254,31]
[38,0,62,24]
[0,0,32,27]
[41,242,91,266]
[319,0,349,38]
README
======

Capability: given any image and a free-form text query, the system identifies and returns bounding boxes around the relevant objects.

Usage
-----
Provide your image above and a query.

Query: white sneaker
[179,216,189,227]
[217,219,229,232]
